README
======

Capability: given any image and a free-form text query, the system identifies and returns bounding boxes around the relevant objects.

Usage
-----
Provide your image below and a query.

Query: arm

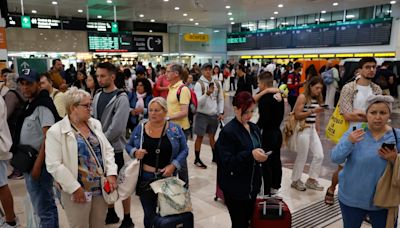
[330,129,355,164]
[97,122,118,177]
[170,126,189,170]
[104,95,131,142]
[194,82,208,107]
[253,87,280,103]
[125,124,141,157]
[4,92,18,119]
[45,127,81,194]
[293,95,312,120]
[169,87,189,120]
[217,81,224,115]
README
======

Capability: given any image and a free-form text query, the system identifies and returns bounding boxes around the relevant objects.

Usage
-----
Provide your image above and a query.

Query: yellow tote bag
[325,105,349,144]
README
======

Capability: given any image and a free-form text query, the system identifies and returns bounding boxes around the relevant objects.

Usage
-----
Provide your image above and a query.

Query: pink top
[154,74,170,98]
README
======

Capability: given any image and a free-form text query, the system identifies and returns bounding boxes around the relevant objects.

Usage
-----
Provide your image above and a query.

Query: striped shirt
[303,99,319,124]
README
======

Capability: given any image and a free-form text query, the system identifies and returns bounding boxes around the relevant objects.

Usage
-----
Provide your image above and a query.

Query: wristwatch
[166,116,170,121]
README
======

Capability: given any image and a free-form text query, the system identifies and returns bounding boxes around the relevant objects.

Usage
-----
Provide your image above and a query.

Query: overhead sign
[0,28,7,49]
[21,16,31,29]
[183,33,209,42]
[131,35,163,52]
[31,17,61,29]
[87,21,113,32]
[16,58,48,76]
[88,32,120,51]
[111,22,119,33]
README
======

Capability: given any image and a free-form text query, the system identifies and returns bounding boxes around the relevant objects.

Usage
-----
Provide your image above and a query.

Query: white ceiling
[7,0,392,28]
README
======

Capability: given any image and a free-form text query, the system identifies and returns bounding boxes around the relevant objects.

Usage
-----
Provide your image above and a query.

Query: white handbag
[117,157,140,200]
[150,177,192,217]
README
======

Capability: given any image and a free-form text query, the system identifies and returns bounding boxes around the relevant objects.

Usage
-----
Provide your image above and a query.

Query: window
[241,21,257,31]
[376,4,392,18]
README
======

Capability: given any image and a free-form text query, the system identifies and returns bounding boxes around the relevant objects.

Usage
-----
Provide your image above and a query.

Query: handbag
[150,177,192,217]
[325,105,349,144]
[10,144,38,172]
[283,112,309,152]
[71,125,119,205]
[136,121,167,196]
[117,156,140,201]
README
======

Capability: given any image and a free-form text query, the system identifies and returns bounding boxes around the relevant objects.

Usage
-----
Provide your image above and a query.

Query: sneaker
[305,180,324,191]
[119,217,135,228]
[0,217,20,228]
[105,209,120,225]
[194,159,207,169]
[7,170,23,180]
[291,180,306,191]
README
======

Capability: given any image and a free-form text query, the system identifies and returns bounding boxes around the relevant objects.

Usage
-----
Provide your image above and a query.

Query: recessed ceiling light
[150,19,155,22]
[189,18,194,21]
[231,22,235,24]
[174,7,180,10]
[149,30,153,32]
[52,1,58,5]
[97,15,102,18]
[31,10,37,13]
[333,2,339,6]
[214,30,220,33]
[195,22,199,25]
[225,5,231,9]
[163,0,169,2]
[390,0,396,4]
[183,13,188,16]
[78,9,83,13]
[274,11,279,15]
[270,17,275,20]
[346,15,355,18]
[278,4,283,7]
[139,14,144,18]
[107,0,112,3]
[229,17,234,20]
[321,10,326,14]
[227,12,233,16]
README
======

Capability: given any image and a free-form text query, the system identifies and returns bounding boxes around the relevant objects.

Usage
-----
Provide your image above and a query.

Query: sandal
[325,189,334,206]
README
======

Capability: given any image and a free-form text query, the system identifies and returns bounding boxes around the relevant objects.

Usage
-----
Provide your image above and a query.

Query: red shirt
[154,74,170,98]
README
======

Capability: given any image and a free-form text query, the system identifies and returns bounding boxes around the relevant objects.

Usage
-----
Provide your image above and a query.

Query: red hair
[232,91,255,115]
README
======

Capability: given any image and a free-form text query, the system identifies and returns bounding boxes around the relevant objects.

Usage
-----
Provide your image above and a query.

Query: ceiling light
[183,13,188,16]
[195,22,199,25]
[150,19,155,22]
[333,2,339,6]
[229,17,234,20]
[97,15,102,18]
[107,0,112,3]
[225,5,231,9]
[270,17,275,20]
[174,7,180,10]
[78,9,83,13]
[321,10,326,14]
[149,30,153,33]
[139,14,144,18]
[31,10,37,13]
[274,11,279,15]
[163,0,169,2]
[189,18,194,21]
[231,22,235,24]
[346,15,355,18]
[199,32,204,34]
[52,1,58,5]
[214,30,220,33]
[227,12,232,16]
[278,4,283,7]
[320,18,325,21]
[390,0,396,4]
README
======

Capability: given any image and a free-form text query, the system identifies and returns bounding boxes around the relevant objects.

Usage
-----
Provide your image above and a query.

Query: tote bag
[325,105,349,144]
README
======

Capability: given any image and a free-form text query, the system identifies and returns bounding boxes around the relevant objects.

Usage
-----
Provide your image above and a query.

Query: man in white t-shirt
[325,57,382,206]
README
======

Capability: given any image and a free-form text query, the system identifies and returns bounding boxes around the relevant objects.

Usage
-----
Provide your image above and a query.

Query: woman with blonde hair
[45,87,118,228]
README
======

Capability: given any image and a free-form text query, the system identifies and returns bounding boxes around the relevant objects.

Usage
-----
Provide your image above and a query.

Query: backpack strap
[198,80,205,95]
[392,128,398,151]
[176,84,186,102]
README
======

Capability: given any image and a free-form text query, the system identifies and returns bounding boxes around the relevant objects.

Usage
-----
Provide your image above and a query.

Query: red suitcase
[214,183,225,202]
[251,196,291,228]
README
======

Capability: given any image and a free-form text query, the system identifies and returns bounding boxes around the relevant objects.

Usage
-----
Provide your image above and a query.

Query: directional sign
[184,33,209,42]
[112,22,119,33]
[21,16,31,29]
[132,35,163,52]
[16,58,48,76]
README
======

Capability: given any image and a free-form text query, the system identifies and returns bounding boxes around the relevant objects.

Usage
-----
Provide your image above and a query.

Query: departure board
[227,18,392,51]
[88,32,120,51]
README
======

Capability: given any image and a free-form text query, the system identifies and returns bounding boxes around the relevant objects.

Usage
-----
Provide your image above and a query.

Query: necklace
[148,122,165,134]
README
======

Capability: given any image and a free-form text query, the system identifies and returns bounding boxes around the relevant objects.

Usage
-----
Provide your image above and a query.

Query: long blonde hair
[303,76,324,105]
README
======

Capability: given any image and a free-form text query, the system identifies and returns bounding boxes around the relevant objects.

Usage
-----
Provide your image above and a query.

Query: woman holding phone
[331,95,398,228]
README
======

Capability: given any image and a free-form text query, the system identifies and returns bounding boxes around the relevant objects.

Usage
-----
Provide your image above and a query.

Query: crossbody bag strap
[71,124,104,175]
[392,128,398,151]
[154,121,168,176]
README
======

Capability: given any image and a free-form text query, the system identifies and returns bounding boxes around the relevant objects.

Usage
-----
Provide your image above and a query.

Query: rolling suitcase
[251,196,291,228]
[152,212,194,228]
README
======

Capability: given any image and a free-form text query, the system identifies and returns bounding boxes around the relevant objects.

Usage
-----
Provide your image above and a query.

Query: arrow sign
[21,62,30,69]
[155,38,162,45]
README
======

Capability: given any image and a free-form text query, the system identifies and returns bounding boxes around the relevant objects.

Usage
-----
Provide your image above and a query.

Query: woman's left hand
[135,107,144,114]
[161,164,176,177]
[379,147,398,162]
[106,175,118,192]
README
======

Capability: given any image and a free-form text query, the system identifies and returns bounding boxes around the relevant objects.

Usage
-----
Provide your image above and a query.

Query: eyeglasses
[363,65,377,70]
[78,103,92,109]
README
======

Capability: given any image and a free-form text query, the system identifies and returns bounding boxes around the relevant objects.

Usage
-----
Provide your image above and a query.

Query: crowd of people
[0,56,399,228]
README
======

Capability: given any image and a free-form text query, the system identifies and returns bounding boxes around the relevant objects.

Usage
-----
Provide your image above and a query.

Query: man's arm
[31,126,50,179]
[104,95,130,142]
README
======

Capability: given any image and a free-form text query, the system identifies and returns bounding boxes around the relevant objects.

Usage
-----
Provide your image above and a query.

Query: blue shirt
[331,124,400,210]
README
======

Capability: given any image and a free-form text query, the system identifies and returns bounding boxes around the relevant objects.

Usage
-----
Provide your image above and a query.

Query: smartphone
[382,143,395,150]
[352,126,357,131]
[264,151,273,156]
[320,104,329,109]
[103,181,111,194]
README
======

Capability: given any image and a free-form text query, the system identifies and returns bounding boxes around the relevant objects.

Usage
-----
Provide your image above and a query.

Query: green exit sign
[112,22,118,33]
[21,16,31,29]
[227,37,247,44]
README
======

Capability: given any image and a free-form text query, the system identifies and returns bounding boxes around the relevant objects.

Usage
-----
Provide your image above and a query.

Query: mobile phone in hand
[320,104,329,109]
[264,151,273,156]
[382,143,395,150]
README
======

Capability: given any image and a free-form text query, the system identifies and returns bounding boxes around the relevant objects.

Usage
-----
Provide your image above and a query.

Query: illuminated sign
[184,33,209,42]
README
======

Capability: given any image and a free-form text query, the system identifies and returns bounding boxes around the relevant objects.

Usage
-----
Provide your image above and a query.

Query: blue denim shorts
[0,160,8,187]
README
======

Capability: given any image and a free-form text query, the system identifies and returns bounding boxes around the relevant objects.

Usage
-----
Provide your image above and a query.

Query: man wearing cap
[17,70,61,227]
[193,63,224,169]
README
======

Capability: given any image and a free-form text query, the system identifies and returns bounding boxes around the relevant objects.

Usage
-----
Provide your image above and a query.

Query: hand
[218,114,224,121]
[130,109,137,116]
[106,176,118,192]
[355,112,366,121]
[135,149,148,159]
[348,129,365,144]
[273,93,282,102]
[379,147,397,162]
[31,166,41,180]
[206,85,215,96]
[313,107,325,114]
[161,164,176,177]
[72,187,86,203]
[59,83,68,92]
[135,107,144,114]
[252,148,269,163]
